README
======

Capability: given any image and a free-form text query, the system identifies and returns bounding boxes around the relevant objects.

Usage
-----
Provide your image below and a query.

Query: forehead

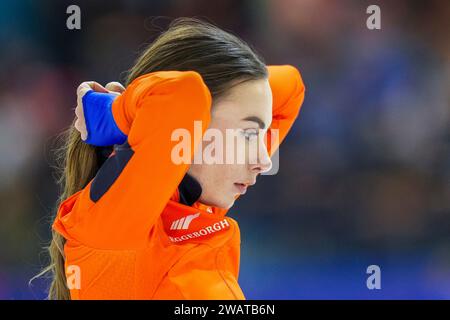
[211,79,272,127]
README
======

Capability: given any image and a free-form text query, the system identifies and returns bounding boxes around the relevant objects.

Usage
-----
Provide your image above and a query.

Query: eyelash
[242,129,259,140]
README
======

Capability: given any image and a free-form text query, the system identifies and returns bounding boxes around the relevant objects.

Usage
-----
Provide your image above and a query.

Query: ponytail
[35,123,110,299]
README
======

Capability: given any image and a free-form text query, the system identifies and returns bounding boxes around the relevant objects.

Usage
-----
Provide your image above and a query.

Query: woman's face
[188,78,273,209]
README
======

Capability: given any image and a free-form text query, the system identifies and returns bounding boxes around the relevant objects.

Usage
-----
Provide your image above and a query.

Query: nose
[249,139,272,174]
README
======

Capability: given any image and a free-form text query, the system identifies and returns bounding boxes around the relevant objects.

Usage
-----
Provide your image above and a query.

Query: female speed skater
[43,17,305,299]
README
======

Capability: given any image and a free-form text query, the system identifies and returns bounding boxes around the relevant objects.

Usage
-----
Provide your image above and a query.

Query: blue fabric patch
[90,141,134,202]
[82,90,127,146]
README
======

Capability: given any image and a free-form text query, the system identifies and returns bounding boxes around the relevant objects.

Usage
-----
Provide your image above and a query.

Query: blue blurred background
[0,0,449,299]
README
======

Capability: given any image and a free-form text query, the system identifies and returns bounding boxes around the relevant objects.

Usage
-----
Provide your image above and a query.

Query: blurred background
[0,0,448,299]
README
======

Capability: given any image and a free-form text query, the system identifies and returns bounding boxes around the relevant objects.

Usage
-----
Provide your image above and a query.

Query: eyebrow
[241,116,267,129]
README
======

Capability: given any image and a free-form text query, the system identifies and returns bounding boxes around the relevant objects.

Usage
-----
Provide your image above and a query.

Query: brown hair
[41,17,267,299]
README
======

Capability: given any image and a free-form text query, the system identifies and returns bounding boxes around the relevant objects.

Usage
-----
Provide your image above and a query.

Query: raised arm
[75,65,305,153]
[266,65,305,156]
[53,71,212,249]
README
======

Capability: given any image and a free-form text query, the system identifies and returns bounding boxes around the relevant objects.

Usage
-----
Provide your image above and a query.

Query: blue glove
[81,90,128,146]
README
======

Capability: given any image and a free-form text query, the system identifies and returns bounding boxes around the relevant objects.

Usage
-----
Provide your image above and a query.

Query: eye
[242,129,259,140]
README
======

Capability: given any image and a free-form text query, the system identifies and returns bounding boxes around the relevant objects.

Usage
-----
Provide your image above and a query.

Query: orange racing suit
[52,65,305,299]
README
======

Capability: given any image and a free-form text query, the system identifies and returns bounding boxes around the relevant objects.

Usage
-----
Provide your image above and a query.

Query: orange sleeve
[59,71,211,249]
[266,65,305,156]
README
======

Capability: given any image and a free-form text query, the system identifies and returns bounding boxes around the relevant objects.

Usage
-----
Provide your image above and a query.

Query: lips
[234,183,247,195]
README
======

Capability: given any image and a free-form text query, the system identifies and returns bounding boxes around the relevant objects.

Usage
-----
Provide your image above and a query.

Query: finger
[75,122,87,140]
[90,81,109,93]
[75,105,81,118]
[105,82,125,94]
[77,84,94,104]
[74,117,86,131]
[77,81,108,95]
[74,118,83,133]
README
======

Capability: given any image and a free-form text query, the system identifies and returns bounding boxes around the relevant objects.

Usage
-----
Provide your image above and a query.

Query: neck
[178,173,202,206]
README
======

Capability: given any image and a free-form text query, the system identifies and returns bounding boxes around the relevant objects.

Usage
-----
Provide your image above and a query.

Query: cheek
[234,136,247,162]
[246,136,265,165]
[189,163,244,208]
[190,163,242,193]
[207,165,235,190]
[189,163,227,191]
